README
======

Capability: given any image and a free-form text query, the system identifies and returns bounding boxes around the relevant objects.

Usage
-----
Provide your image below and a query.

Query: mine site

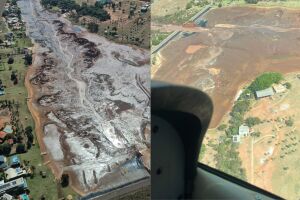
[18,0,150,196]
[152,3,300,199]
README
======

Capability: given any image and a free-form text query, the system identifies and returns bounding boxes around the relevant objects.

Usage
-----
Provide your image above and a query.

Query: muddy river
[19,0,150,195]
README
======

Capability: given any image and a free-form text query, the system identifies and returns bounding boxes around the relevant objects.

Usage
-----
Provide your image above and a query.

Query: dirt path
[24,45,62,178]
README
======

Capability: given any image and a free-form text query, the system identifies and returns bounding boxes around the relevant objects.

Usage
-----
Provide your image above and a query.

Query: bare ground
[153,6,300,128]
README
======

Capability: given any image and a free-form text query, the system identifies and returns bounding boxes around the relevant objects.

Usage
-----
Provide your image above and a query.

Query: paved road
[81,177,150,200]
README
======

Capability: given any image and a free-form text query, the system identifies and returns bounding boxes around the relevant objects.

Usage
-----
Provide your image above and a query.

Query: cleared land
[153,6,300,128]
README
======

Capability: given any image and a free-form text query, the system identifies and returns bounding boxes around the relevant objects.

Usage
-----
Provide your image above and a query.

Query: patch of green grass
[152,5,204,25]
[151,31,171,46]
[218,0,300,8]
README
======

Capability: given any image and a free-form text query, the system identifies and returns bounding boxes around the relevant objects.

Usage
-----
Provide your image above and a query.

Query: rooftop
[3,125,13,134]
[255,87,274,98]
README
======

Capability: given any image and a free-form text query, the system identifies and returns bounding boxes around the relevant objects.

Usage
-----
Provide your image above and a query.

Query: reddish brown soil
[153,6,300,128]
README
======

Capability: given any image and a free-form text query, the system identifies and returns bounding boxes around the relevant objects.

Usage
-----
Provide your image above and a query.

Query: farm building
[239,125,250,137]
[0,90,5,96]
[273,84,286,93]
[255,87,274,99]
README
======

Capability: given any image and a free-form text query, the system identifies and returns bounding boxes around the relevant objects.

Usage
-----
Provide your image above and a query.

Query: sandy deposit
[19,0,150,195]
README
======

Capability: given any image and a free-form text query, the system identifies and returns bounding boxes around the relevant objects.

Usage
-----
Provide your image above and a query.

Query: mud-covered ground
[153,6,300,128]
[19,0,150,195]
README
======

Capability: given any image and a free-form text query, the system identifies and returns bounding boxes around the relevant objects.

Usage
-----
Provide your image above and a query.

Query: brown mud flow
[19,0,150,196]
[153,6,300,128]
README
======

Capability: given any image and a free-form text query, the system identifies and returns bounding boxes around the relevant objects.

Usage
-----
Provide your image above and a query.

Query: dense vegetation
[245,0,258,4]
[41,0,111,21]
[248,72,283,92]
[245,117,261,127]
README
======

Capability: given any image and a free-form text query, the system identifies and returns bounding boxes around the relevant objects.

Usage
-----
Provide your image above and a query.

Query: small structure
[255,87,274,99]
[232,135,241,143]
[0,90,5,96]
[239,125,250,137]
[0,156,8,170]
[273,84,286,93]
[10,156,20,167]
[0,177,28,195]
[3,125,13,134]
[5,167,27,181]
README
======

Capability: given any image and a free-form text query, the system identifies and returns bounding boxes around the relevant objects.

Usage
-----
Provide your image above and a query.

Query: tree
[16,143,26,154]
[285,117,294,127]
[245,117,261,127]
[0,143,11,156]
[245,0,258,4]
[25,126,33,133]
[87,23,99,33]
[61,174,69,187]
[249,72,283,92]
[284,82,292,89]
[218,124,227,131]
[7,57,14,64]
[252,131,261,138]
[11,71,17,81]
[27,132,34,143]
[2,10,9,17]
[24,54,33,65]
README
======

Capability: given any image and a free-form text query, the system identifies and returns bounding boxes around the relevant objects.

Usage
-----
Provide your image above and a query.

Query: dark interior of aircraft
[151,81,283,200]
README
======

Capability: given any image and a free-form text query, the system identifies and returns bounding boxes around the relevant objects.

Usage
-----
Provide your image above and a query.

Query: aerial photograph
[0,0,150,199]
[152,0,300,199]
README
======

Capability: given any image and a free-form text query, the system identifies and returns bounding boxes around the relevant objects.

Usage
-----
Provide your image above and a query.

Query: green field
[152,5,207,25]
[219,0,300,8]
[151,31,171,46]
[0,1,78,199]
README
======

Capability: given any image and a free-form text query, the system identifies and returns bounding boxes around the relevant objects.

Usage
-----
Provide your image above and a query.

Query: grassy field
[0,2,78,199]
[219,0,300,8]
[152,4,207,25]
[152,0,190,18]
[151,31,171,46]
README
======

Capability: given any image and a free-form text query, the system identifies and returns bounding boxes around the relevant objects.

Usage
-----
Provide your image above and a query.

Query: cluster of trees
[245,117,261,127]
[248,72,283,92]
[214,138,247,181]
[25,126,34,149]
[285,117,294,127]
[245,0,258,4]
[0,143,12,156]
[186,0,209,10]
[41,0,110,21]
[10,71,18,85]
[24,53,33,65]
[87,23,99,33]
